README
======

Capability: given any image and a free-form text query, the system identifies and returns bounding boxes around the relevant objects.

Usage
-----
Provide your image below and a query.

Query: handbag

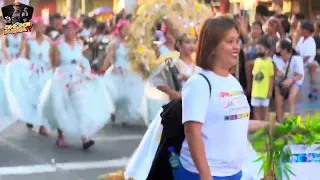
[165,58,182,91]
[278,56,292,99]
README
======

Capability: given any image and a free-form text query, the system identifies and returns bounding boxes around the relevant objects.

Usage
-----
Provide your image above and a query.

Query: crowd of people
[74,5,320,124]
[0,0,318,179]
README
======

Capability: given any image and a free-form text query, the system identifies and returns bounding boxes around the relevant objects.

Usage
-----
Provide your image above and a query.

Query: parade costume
[6,33,24,58]
[0,34,14,131]
[39,19,114,149]
[103,20,145,122]
[5,19,52,131]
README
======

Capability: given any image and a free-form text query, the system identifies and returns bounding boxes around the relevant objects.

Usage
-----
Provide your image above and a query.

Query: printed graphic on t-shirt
[224,112,250,121]
[219,91,250,121]
[219,91,244,98]
[254,71,264,82]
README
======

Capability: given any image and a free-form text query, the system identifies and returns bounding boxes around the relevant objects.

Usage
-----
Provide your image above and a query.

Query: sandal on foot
[26,124,33,129]
[83,140,95,150]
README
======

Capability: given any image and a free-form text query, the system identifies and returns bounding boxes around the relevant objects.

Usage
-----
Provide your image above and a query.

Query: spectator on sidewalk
[273,40,304,122]
[251,38,274,121]
[295,20,317,100]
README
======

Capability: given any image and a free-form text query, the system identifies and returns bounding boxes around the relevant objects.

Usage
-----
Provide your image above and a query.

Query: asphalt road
[0,123,147,180]
[0,72,319,180]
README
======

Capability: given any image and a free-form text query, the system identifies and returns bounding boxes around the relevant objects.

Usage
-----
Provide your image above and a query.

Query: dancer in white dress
[5,18,52,135]
[0,19,13,130]
[5,33,25,58]
[24,18,53,134]
[39,19,114,150]
[101,20,145,124]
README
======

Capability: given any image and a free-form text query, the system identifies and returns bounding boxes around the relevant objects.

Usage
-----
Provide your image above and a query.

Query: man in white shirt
[295,20,318,100]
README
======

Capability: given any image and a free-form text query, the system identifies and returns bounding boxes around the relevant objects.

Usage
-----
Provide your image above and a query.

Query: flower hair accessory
[161,25,168,33]
[112,20,130,36]
[62,18,80,29]
[31,17,44,24]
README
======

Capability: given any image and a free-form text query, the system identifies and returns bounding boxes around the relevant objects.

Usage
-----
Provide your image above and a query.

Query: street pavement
[0,123,147,180]
[0,72,319,180]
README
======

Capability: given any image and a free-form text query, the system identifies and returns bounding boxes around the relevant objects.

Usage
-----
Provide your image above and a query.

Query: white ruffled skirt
[103,65,145,122]
[5,57,52,126]
[0,59,14,131]
[39,65,114,137]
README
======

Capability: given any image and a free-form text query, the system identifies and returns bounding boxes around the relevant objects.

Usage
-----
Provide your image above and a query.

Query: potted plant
[250,114,320,180]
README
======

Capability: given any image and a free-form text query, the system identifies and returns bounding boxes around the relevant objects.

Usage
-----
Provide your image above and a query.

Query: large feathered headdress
[127,0,212,79]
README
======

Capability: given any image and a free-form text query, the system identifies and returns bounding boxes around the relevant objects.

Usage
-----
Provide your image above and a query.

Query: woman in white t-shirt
[174,17,269,180]
[273,40,304,122]
[295,21,318,99]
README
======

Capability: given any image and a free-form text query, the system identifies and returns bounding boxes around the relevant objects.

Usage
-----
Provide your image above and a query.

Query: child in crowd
[251,39,274,121]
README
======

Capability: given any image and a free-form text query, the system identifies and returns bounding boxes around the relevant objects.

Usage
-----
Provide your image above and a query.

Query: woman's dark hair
[252,21,262,28]
[126,14,132,21]
[96,23,105,33]
[295,13,305,21]
[174,33,197,52]
[115,13,122,25]
[156,23,162,31]
[275,14,288,21]
[281,18,290,33]
[256,5,269,17]
[257,37,271,50]
[49,14,61,24]
[83,17,91,28]
[279,39,297,55]
[300,20,314,33]
[196,17,239,70]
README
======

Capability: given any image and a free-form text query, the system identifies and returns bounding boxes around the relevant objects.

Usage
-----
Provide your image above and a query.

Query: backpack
[146,73,211,180]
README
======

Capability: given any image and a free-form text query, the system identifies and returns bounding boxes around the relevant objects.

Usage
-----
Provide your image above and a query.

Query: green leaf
[283,163,295,176]
[254,155,265,163]
[252,137,266,151]
[291,134,303,144]
[283,168,291,180]
[306,114,311,127]
[274,164,282,179]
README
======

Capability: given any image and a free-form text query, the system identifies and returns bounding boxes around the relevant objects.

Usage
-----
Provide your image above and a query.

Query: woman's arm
[157,86,181,100]
[101,42,117,72]
[248,120,268,133]
[1,39,10,61]
[17,34,26,57]
[182,75,212,179]
[51,45,59,69]
[184,122,212,179]
[25,41,30,59]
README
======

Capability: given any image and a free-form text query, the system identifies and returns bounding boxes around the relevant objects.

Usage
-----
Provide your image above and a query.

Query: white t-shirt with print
[181,70,250,177]
[295,36,316,64]
[272,55,304,84]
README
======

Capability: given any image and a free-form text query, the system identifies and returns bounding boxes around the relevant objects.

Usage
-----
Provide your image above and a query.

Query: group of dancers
[0,4,203,151]
[0,17,115,150]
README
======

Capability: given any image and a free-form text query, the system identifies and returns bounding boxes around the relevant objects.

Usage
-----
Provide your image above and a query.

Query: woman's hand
[276,70,284,77]
[282,78,293,88]
[181,74,189,81]
[267,90,273,98]
[168,90,181,100]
